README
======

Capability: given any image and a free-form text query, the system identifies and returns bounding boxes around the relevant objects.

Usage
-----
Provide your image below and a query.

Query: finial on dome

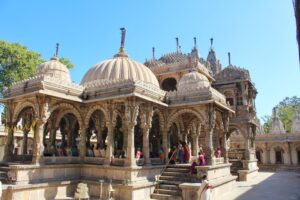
[194,37,197,49]
[51,43,59,60]
[210,38,213,49]
[152,47,155,60]
[120,27,126,53]
[228,52,231,65]
[55,43,59,57]
[176,37,179,53]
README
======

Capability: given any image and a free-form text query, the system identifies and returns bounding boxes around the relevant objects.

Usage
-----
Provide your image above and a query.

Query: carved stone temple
[0,30,259,200]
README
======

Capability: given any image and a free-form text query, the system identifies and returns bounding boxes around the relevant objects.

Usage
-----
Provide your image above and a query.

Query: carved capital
[124,101,140,129]
[140,105,153,130]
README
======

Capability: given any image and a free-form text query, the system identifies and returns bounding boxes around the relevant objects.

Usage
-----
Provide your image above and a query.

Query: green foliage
[0,40,44,96]
[263,96,300,133]
[59,57,74,69]
[262,115,272,133]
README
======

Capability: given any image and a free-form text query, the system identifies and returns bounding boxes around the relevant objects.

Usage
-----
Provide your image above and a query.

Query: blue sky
[0,0,299,121]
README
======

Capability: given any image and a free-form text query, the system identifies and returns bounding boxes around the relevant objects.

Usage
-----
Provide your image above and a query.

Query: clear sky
[0,0,299,121]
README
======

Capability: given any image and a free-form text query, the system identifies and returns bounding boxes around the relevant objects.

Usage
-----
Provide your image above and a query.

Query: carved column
[222,111,230,163]
[22,130,29,155]
[204,105,216,165]
[105,121,115,165]
[162,128,168,163]
[124,101,139,167]
[79,125,87,159]
[104,102,117,165]
[140,105,153,166]
[191,134,198,157]
[32,118,47,164]
[3,122,16,162]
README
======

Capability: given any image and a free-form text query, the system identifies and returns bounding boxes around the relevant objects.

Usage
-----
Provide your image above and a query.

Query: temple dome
[36,57,71,82]
[81,53,159,87]
[177,70,210,92]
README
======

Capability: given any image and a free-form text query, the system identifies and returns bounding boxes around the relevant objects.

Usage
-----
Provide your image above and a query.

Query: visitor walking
[199,175,213,200]
[183,142,190,163]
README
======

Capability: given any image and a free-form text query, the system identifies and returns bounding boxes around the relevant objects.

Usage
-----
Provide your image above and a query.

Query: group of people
[168,141,191,164]
[43,143,79,157]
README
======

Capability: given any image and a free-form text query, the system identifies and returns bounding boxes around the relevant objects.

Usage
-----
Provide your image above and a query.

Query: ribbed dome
[36,57,71,82]
[177,71,210,92]
[81,54,159,87]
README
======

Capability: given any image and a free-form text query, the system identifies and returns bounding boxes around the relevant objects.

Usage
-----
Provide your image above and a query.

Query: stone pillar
[124,102,139,167]
[32,119,46,164]
[266,143,271,164]
[162,128,168,163]
[67,128,72,148]
[142,125,151,165]
[3,122,16,162]
[204,106,216,165]
[79,125,87,159]
[222,133,229,163]
[191,134,199,157]
[140,106,153,166]
[22,130,29,155]
[104,122,114,165]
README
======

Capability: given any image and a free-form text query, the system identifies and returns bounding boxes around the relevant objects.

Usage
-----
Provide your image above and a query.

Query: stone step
[151,193,182,200]
[157,180,182,185]
[165,168,190,173]
[0,166,10,172]
[162,171,191,177]
[159,176,198,183]
[158,184,179,191]
[154,189,181,196]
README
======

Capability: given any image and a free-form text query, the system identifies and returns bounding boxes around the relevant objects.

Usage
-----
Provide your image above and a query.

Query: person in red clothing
[183,142,190,163]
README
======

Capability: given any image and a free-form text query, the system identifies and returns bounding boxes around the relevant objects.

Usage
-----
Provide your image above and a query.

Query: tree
[262,96,300,133]
[0,40,44,96]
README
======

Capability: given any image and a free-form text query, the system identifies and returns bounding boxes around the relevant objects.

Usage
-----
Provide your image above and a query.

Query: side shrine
[0,29,258,200]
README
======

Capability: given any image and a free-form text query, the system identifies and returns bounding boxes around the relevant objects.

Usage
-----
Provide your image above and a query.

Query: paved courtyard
[222,171,300,200]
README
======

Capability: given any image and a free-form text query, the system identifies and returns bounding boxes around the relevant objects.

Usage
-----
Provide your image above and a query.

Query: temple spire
[152,47,155,60]
[228,52,231,65]
[120,27,126,53]
[210,38,213,49]
[194,37,197,49]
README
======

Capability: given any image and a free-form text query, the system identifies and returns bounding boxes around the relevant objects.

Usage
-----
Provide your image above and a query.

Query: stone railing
[43,156,81,164]
[215,157,225,165]
[111,158,125,166]
[12,155,32,162]
[150,158,163,165]
[84,157,105,165]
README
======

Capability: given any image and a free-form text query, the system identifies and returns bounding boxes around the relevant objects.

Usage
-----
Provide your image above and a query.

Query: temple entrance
[297,151,300,164]
[275,151,282,164]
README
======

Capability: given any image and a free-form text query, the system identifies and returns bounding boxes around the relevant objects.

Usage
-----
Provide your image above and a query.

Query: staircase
[0,163,11,184]
[151,164,200,200]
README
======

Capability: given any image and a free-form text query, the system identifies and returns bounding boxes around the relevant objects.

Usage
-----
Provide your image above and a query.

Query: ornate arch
[48,103,82,128]
[55,109,82,128]
[83,105,108,127]
[12,101,37,122]
[153,109,165,131]
[167,108,205,130]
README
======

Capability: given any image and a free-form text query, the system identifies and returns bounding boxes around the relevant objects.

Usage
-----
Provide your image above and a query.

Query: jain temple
[0,28,299,200]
